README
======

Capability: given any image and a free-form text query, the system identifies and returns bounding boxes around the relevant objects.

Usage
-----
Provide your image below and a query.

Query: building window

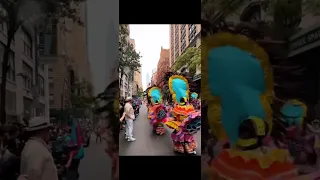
[0,4,7,34]
[23,97,32,114]
[0,43,15,82]
[36,103,45,116]
[48,67,53,72]
[7,51,15,82]
[22,62,33,90]
[38,75,45,96]
[22,29,33,58]
[49,94,54,105]
[5,90,16,113]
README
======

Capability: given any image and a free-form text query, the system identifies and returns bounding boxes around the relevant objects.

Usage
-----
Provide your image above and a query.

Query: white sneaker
[125,136,128,139]
[127,137,136,141]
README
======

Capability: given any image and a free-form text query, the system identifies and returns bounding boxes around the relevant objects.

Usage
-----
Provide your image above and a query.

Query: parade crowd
[0,115,107,180]
[119,73,201,155]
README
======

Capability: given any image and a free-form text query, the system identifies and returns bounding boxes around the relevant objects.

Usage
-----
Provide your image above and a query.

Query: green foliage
[202,0,320,39]
[119,24,142,76]
[71,79,94,111]
[172,47,200,76]
[0,0,87,124]
[137,87,144,97]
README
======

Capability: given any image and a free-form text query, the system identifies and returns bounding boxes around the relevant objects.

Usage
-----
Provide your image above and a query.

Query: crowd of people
[119,73,201,155]
[0,115,108,180]
[201,32,320,179]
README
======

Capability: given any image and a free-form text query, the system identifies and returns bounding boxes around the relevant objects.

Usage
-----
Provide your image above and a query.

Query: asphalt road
[119,104,201,156]
[79,134,111,180]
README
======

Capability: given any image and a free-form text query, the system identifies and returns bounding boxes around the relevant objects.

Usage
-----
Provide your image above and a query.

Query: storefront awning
[288,24,320,57]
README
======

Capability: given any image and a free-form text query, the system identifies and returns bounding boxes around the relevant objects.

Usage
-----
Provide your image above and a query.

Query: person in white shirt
[123,97,136,141]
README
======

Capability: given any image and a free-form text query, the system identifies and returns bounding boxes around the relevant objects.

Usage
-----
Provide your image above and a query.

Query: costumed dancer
[165,74,201,154]
[202,32,298,179]
[271,100,319,174]
[145,87,153,119]
[148,86,168,135]
[190,92,200,110]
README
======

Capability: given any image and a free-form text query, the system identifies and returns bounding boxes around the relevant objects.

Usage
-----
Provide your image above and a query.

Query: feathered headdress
[202,32,274,145]
[148,86,162,104]
[280,99,306,127]
[191,92,198,100]
[168,75,190,104]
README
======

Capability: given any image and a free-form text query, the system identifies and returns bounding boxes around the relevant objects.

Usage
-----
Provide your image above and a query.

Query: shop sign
[290,27,320,51]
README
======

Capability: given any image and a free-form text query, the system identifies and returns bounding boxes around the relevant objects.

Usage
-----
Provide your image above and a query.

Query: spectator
[20,116,59,180]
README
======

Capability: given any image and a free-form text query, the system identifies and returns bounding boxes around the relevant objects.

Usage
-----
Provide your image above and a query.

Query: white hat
[125,97,132,101]
[25,116,52,131]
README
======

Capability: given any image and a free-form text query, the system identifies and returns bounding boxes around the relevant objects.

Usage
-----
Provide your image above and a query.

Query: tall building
[169,24,201,67]
[156,47,170,86]
[130,39,142,96]
[0,18,50,122]
[119,25,134,98]
[146,72,150,89]
[41,2,92,118]
[151,70,157,85]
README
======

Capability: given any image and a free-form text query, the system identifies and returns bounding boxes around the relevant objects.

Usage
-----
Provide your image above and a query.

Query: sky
[129,25,170,90]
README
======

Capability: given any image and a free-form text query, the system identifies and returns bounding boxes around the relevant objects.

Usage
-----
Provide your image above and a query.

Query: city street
[79,134,111,180]
[119,104,201,156]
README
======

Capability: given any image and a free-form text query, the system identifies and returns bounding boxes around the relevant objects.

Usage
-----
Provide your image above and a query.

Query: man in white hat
[124,97,136,141]
[20,116,59,180]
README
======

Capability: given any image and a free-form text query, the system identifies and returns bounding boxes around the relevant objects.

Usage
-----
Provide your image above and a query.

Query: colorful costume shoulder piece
[202,32,297,178]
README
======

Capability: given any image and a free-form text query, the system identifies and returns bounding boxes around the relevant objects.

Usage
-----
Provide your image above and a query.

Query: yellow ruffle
[227,148,293,169]
[202,32,274,141]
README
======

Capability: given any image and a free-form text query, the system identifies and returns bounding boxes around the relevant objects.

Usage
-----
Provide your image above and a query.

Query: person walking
[124,97,136,141]
[20,116,59,180]
[96,126,102,143]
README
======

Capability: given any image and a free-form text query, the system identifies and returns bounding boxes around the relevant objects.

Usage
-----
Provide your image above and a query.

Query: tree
[0,0,86,124]
[137,87,144,97]
[201,0,320,40]
[171,47,201,76]
[71,79,94,117]
[119,24,141,79]
[93,80,119,149]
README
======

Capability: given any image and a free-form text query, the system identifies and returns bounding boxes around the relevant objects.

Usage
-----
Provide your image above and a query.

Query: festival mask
[191,92,198,100]
[280,99,306,128]
[202,33,274,145]
[148,87,162,105]
[169,75,190,106]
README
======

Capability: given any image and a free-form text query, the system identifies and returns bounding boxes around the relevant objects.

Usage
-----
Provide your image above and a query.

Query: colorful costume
[165,75,201,154]
[273,100,319,174]
[190,92,200,110]
[148,86,168,135]
[145,88,153,119]
[202,32,298,179]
